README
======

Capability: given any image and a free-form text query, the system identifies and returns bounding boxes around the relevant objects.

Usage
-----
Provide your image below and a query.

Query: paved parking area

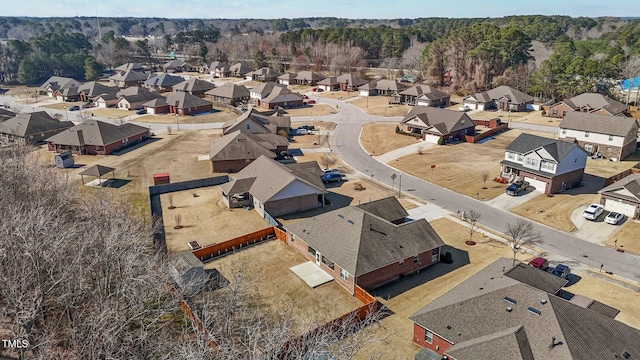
[570,205,620,244]
[484,188,541,210]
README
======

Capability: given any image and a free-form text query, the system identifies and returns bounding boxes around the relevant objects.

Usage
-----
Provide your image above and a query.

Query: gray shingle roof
[560,93,627,115]
[229,62,252,75]
[374,79,409,92]
[205,83,249,99]
[208,130,277,161]
[467,86,534,105]
[109,69,149,83]
[356,197,409,222]
[504,263,568,294]
[559,112,637,137]
[336,73,368,87]
[446,326,534,360]
[400,106,474,135]
[295,71,324,82]
[317,77,339,86]
[143,73,184,87]
[0,111,73,137]
[165,92,212,109]
[39,76,82,91]
[278,73,297,81]
[598,172,640,202]
[78,81,117,98]
[45,120,149,146]
[399,85,450,100]
[505,133,577,161]
[173,78,215,93]
[287,197,444,277]
[263,86,303,104]
[222,109,273,134]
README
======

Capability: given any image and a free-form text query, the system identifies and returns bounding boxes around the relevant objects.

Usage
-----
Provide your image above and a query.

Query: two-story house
[249,82,284,107]
[500,133,587,194]
[558,112,638,161]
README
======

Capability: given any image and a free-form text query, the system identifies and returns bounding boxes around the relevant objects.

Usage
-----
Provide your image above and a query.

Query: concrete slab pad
[290,261,334,288]
[571,205,619,244]
[407,202,449,221]
[484,189,539,210]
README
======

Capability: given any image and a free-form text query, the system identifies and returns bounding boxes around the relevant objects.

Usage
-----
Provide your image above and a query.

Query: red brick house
[165,92,213,115]
[204,84,250,105]
[547,92,628,118]
[208,130,289,173]
[285,197,445,295]
[400,106,475,143]
[0,111,73,145]
[172,78,216,97]
[261,86,304,109]
[46,119,150,155]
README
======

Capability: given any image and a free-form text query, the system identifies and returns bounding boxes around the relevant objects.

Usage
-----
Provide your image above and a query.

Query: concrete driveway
[484,188,541,210]
[571,205,620,244]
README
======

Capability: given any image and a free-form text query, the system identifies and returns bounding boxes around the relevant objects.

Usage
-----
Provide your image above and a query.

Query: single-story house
[286,196,445,294]
[278,73,297,86]
[142,97,169,114]
[115,87,163,110]
[109,69,150,88]
[261,86,304,109]
[204,84,250,105]
[358,82,377,97]
[222,108,291,135]
[52,86,82,102]
[220,155,326,217]
[172,78,216,97]
[165,92,213,115]
[143,73,185,92]
[114,63,147,73]
[398,85,450,107]
[463,85,534,111]
[317,77,340,92]
[245,67,281,82]
[78,82,118,102]
[209,61,230,78]
[46,119,150,155]
[40,76,83,98]
[229,62,253,78]
[500,133,588,194]
[162,59,192,73]
[409,257,640,360]
[546,92,628,118]
[372,79,409,96]
[94,93,119,108]
[0,111,73,144]
[336,73,368,91]
[400,106,475,143]
[598,173,640,219]
[558,112,638,161]
[209,130,288,173]
[295,71,324,86]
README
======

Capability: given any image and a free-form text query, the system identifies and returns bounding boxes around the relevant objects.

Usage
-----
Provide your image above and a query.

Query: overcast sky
[4,0,640,19]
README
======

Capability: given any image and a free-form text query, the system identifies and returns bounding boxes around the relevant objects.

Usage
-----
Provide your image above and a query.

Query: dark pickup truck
[505,181,530,196]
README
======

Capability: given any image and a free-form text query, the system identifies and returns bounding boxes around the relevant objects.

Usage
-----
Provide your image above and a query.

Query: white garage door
[423,134,441,144]
[525,177,547,193]
[604,199,637,218]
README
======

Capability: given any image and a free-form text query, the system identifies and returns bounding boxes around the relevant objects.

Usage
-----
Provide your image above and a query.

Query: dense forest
[1,15,640,100]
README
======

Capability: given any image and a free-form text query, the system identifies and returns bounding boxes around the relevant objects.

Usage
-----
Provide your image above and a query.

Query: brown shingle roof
[205,83,249,99]
[560,93,627,115]
[0,111,73,137]
[400,106,474,135]
[165,92,212,109]
[45,120,149,146]
[172,78,215,93]
[559,112,637,137]
[208,130,277,162]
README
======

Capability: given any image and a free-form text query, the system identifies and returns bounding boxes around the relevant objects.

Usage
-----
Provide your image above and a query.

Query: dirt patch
[604,220,640,255]
[203,240,363,335]
[282,104,336,117]
[348,96,411,117]
[161,187,269,252]
[360,123,421,156]
[511,193,600,233]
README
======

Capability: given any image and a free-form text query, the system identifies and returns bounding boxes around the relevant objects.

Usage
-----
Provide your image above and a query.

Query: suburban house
[462,85,534,111]
[250,82,284,106]
[372,79,409,96]
[51,86,83,102]
[220,155,326,217]
[261,86,304,109]
[78,82,118,102]
[277,73,297,86]
[500,133,587,194]
[40,76,83,98]
[398,85,450,107]
[204,83,250,105]
[409,257,640,360]
[0,111,73,144]
[46,119,150,155]
[229,62,253,78]
[172,78,216,97]
[317,77,340,92]
[245,67,281,82]
[336,73,368,91]
[209,61,230,78]
[113,62,147,73]
[222,108,291,135]
[115,87,163,110]
[94,93,119,108]
[142,97,169,114]
[400,106,476,143]
[286,196,445,294]
[165,92,213,115]
[546,92,628,118]
[162,59,192,73]
[358,82,377,97]
[598,173,640,219]
[295,71,324,86]
[143,73,184,92]
[109,69,149,88]
[558,112,638,161]
[209,130,289,173]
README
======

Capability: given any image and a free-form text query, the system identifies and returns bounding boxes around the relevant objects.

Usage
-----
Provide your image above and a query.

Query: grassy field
[511,193,600,232]
[348,96,411,117]
[283,104,336,117]
[604,220,640,255]
[360,123,421,155]
[134,109,237,124]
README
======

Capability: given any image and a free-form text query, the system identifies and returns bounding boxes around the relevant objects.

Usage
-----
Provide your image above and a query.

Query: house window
[506,152,515,160]
[516,154,523,162]
[607,147,612,152]
[585,131,590,138]
[322,255,334,270]
[561,129,566,135]
[526,158,537,167]
[413,256,419,264]
[584,144,593,152]
[308,246,316,257]
[425,330,433,344]
[609,135,614,141]
[541,161,555,171]
[246,123,250,129]
[340,268,349,281]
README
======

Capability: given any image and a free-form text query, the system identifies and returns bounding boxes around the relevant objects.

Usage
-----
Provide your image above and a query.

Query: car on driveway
[321,172,343,183]
[604,211,624,225]
[528,257,549,270]
[582,204,604,220]
[458,105,471,112]
[306,99,316,104]
[68,105,80,111]
[136,109,147,115]
[505,181,530,196]
[548,264,571,279]
[296,128,309,135]
[322,168,339,175]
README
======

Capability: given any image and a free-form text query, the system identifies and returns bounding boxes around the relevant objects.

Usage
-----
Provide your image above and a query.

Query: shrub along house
[285,197,445,295]
[500,133,587,194]
[46,119,150,155]
[399,106,475,143]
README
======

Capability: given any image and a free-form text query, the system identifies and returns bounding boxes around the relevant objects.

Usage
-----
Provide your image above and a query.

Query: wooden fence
[164,281,217,350]
[274,227,287,242]
[603,163,640,187]
[464,123,508,144]
[191,227,276,262]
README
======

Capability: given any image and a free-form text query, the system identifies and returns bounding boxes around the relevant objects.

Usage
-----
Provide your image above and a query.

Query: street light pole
[175,102,180,131]
[398,173,402,198]
[63,105,69,122]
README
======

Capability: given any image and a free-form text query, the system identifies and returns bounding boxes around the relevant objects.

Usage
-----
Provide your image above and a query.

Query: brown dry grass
[360,123,421,155]
[511,193,600,232]
[86,107,131,119]
[282,104,336,117]
[289,121,334,148]
[604,220,640,255]
[161,187,270,252]
[134,109,237,124]
[585,152,640,178]
[203,240,363,336]
[315,90,359,100]
[349,96,411,117]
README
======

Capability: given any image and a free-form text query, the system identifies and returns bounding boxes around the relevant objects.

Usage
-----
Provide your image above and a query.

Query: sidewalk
[373,140,435,163]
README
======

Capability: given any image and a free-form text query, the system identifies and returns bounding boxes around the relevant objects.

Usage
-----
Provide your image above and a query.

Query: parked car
[582,204,604,220]
[68,105,80,111]
[306,100,316,104]
[311,87,317,92]
[321,172,343,183]
[136,109,147,115]
[548,264,571,279]
[322,168,339,175]
[298,125,315,131]
[528,257,549,270]
[604,211,624,225]
[458,105,471,112]
[505,181,530,196]
[297,128,309,135]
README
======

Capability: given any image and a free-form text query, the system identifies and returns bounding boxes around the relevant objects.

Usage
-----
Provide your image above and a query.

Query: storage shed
[54,151,74,168]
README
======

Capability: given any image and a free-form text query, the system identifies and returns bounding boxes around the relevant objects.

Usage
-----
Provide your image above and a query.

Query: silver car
[582,204,604,221]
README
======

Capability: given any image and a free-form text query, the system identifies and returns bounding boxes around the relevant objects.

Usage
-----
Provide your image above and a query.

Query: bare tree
[167,125,172,135]
[174,213,183,229]
[319,153,336,170]
[620,55,640,106]
[168,193,176,209]
[465,209,482,243]
[481,170,490,189]
[505,219,542,265]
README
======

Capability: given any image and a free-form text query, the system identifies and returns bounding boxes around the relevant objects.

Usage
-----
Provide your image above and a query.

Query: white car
[582,204,604,221]
[604,212,624,225]
[458,105,471,112]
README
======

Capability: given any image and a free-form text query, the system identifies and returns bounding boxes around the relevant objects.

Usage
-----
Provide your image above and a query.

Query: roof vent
[504,296,517,305]
[506,307,513,312]
[541,299,547,305]
[622,350,631,359]
[528,307,541,316]
[446,325,451,330]
[347,220,354,225]
[337,214,344,219]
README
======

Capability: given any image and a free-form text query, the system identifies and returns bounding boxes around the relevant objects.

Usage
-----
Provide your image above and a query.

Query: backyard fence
[191,227,276,262]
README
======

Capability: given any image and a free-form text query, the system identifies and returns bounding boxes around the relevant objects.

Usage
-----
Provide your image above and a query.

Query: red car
[311,87,317,92]
[528,257,549,270]
[306,100,316,104]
